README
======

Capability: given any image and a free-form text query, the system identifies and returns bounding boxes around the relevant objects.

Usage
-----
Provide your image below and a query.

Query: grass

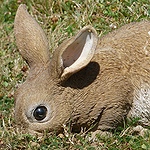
[0,0,150,149]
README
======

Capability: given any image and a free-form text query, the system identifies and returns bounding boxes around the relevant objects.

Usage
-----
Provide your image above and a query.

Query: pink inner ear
[62,31,93,68]
[60,26,97,81]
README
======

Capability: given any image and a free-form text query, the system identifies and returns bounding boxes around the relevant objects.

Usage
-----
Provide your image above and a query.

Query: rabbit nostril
[33,106,47,121]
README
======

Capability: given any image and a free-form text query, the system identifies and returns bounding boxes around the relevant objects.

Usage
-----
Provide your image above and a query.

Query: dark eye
[33,106,47,121]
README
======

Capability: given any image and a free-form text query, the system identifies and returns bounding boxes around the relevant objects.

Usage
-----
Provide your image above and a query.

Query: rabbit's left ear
[55,26,98,82]
[14,4,50,69]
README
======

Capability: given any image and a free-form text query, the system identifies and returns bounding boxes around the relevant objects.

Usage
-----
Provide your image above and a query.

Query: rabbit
[14,4,150,135]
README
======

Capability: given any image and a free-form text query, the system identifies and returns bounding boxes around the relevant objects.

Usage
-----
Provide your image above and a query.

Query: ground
[0,0,150,149]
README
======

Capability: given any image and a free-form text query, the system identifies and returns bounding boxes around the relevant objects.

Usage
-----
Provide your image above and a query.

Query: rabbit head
[14,4,98,134]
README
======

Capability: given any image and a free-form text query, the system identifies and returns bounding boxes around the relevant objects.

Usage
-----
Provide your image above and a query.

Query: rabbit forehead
[15,79,59,106]
[15,69,55,108]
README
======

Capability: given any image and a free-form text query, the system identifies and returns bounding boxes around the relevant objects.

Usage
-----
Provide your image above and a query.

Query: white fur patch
[129,83,150,125]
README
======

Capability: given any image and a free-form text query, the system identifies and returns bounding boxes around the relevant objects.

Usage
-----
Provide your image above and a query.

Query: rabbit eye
[33,106,47,121]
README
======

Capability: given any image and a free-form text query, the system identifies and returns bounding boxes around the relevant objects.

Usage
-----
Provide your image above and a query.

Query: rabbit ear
[14,4,50,68]
[56,26,98,82]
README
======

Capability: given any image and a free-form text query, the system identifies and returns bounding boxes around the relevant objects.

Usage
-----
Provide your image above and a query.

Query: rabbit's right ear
[53,26,98,82]
[14,4,50,69]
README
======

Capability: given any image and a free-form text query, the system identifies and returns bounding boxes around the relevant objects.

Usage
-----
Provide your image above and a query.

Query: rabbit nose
[33,106,47,121]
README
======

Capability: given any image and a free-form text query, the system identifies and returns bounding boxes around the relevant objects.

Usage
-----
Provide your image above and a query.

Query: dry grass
[0,0,150,149]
